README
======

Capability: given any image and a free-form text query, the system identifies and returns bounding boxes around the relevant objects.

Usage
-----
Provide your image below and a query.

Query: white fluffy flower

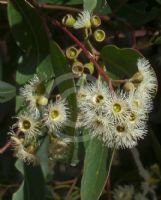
[74,10,91,29]
[20,74,46,118]
[78,81,109,105]
[113,185,134,200]
[11,136,37,165]
[78,82,110,127]
[44,101,69,131]
[110,121,147,149]
[137,58,158,96]
[128,89,153,113]
[105,90,130,124]
[13,113,41,140]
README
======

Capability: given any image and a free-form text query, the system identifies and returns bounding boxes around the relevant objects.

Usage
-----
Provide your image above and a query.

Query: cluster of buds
[62,10,105,42]
[77,58,157,149]
[63,10,106,78]
[65,45,94,77]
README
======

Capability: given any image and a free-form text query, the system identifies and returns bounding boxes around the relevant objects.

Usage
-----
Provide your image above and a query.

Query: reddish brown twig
[0,141,11,154]
[52,21,112,85]
[64,177,79,200]
[38,3,80,13]
[112,79,128,83]
[106,178,112,200]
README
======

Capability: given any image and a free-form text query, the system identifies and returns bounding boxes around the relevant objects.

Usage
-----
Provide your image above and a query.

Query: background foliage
[0,0,161,199]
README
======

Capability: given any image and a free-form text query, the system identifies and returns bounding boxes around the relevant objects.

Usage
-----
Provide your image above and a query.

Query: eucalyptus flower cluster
[9,57,157,164]
[77,58,157,149]
[10,75,70,164]
[63,10,105,42]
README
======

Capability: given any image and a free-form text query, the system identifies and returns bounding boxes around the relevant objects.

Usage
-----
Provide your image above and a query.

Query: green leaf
[23,164,45,200]
[0,80,16,103]
[116,1,159,26]
[12,160,24,200]
[37,136,51,180]
[83,0,97,12]
[8,0,54,110]
[101,45,142,79]
[12,157,46,200]
[7,0,52,85]
[155,0,161,5]
[50,41,77,136]
[37,0,83,4]
[153,36,161,45]
[81,138,114,200]
[108,0,129,12]
[95,0,112,14]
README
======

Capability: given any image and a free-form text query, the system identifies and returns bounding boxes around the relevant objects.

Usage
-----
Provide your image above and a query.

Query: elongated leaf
[0,80,16,103]
[116,1,159,26]
[83,0,97,12]
[8,0,54,110]
[101,45,142,79]
[37,136,50,180]
[81,138,114,200]
[95,0,112,14]
[12,160,24,200]
[23,164,45,200]
[7,0,52,84]
[50,41,77,136]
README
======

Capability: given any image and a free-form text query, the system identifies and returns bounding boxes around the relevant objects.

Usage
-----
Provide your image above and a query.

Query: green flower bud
[91,15,101,27]
[84,62,94,74]
[62,14,76,27]
[72,60,84,76]
[66,47,78,59]
[94,29,106,42]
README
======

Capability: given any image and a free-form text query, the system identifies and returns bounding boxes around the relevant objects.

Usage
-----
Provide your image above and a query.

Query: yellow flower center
[50,110,59,119]
[95,94,104,104]
[66,47,78,59]
[113,103,122,113]
[22,120,31,130]
[129,112,136,122]
[70,49,77,57]
[95,119,103,127]
[116,125,125,133]
[133,100,140,109]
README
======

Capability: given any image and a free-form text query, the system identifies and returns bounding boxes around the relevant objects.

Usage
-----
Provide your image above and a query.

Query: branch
[38,3,81,13]
[64,177,78,200]
[0,141,11,154]
[52,21,112,85]
[0,0,7,5]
